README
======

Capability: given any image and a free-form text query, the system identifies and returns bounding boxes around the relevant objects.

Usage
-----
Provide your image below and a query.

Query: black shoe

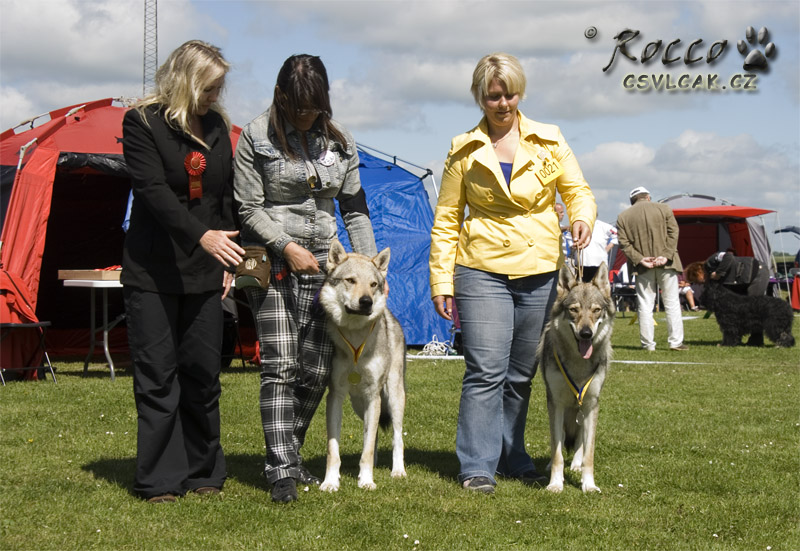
[297,466,321,486]
[518,469,549,487]
[462,476,495,494]
[271,477,298,503]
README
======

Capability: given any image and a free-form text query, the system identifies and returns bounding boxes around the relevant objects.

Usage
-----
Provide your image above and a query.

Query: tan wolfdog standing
[318,240,407,492]
[538,263,615,493]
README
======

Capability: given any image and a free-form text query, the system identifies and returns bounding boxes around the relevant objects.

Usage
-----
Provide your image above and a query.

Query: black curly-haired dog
[703,280,795,347]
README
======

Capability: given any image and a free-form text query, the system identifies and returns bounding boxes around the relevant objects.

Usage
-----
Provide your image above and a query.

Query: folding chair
[0,321,57,385]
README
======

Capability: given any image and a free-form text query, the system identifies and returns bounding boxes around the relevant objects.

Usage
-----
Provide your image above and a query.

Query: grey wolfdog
[318,240,407,492]
[537,263,615,493]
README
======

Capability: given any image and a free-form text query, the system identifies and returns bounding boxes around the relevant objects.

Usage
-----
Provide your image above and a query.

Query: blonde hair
[136,40,231,148]
[470,53,527,109]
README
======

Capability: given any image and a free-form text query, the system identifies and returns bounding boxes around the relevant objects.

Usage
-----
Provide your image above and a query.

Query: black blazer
[121,105,236,294]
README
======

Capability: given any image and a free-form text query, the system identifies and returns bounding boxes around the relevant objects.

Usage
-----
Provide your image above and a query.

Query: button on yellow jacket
[429,112,596,298]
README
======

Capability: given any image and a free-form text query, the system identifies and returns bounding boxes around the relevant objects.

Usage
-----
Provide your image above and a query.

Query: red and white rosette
[184,152,206,200]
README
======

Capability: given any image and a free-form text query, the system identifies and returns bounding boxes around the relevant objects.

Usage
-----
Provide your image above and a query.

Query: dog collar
[553,350,594,407]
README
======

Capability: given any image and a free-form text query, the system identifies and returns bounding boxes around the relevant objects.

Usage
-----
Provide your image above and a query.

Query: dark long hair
[269,55,347,159]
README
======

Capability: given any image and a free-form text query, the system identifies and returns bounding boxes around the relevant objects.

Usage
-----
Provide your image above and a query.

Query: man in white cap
[616,187,688,351]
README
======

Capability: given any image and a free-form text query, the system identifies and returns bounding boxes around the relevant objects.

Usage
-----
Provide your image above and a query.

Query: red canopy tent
[0,98,242,369]
[660,194,775,273]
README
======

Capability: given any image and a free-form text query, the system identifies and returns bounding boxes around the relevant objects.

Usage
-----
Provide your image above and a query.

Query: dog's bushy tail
[379,412,391,430]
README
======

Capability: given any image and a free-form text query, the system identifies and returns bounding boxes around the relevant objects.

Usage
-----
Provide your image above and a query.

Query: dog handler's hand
[200,230,245,267]
[571,221,591,249]
[433,295,454,321]
[221,270,234,300]
[283,242,320,274]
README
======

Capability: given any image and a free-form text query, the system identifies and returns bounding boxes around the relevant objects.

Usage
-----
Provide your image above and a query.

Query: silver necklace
[491,128,518,148]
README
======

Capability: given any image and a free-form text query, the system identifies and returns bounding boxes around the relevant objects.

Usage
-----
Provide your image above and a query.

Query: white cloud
[580,130,800,227]
[0,0,206,130]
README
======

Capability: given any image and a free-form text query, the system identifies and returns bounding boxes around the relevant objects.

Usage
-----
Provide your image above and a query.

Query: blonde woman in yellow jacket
[429,53,596,494]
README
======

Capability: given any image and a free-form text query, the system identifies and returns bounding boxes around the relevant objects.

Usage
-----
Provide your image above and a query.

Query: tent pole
[16,138,37,171]
[356,142,439,201]
[770,211,793,297]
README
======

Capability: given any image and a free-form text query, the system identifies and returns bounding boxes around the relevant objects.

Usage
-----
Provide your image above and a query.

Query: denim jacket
[233,108,377,256]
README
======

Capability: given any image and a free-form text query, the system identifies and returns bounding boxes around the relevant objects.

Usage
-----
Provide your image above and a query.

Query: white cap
[629,186,650,198]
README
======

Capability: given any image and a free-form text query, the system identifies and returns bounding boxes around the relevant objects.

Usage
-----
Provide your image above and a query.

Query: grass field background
[1,311,798,550]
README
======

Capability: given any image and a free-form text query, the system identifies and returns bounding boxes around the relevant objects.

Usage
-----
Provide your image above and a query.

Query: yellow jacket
[429,111,596,298]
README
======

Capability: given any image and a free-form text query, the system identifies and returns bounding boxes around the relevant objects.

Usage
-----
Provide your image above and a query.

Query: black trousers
[124,287,227,498]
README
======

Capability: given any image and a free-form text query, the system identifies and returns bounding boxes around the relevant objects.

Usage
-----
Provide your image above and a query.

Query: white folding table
[62,279,124,380]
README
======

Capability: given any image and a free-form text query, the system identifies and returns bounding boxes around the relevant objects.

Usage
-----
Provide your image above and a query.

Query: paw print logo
[737,26,776,71]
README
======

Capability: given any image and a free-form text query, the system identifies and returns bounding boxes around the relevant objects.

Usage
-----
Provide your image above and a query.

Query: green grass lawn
[1,312,798,550]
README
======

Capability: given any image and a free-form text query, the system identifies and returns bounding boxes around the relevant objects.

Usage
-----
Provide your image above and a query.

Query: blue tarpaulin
[336,147,450,346]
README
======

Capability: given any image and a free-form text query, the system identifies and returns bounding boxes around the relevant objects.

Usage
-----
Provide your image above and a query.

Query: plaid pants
[245,250,332,484]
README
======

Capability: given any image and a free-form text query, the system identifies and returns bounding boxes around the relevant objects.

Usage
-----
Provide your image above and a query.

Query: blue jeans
[454,265,557,484]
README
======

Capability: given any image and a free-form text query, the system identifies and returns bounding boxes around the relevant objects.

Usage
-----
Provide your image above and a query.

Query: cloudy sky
[1,0,798,252]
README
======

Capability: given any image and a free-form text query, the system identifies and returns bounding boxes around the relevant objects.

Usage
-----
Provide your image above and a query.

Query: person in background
[616,186,687,352]
[576,218,617,282]
[677,274,699,311]
[429,52,595,495]
[121,40,244,503]
[704,251,769,296]
[683,261,706,308]
[234,55,378,504]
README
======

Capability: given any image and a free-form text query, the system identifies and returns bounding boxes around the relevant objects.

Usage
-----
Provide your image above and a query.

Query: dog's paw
[581,483,602,494]
[391,468,407,479]
[568,463,582,474]
[319,480,340,493]
[546,483,563,493]
[358,480,377,490]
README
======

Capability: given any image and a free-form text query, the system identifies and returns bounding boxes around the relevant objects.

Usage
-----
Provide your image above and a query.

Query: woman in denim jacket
[234,55,377,503]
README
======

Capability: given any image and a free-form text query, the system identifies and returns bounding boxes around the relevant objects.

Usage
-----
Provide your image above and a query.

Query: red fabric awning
[671,206,774,219]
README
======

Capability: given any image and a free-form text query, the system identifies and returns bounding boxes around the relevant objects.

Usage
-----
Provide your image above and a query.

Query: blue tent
[336,147,450,346]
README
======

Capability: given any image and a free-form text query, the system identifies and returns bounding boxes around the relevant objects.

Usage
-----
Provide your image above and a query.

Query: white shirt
[577,219,618,267]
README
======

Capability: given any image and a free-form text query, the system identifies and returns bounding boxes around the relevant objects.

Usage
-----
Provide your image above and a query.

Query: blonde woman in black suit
[122,40,244,503]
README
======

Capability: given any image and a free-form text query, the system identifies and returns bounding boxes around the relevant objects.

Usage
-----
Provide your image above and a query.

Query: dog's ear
[558,263,577,294]
[592,263,612,296]
[372,247,391,277]
[328,240,348,270]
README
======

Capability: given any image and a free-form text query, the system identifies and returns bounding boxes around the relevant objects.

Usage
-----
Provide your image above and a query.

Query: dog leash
[553,350,594,407]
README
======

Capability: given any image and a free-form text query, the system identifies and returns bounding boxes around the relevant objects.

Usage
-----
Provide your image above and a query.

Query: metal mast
[143,0,157,96]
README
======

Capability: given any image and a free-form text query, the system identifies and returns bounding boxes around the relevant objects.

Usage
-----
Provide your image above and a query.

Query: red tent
[0,98,241,367]
[660,195,775,272]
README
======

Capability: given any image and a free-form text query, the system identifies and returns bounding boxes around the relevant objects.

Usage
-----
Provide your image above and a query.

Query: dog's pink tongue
[579,339,593,359]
